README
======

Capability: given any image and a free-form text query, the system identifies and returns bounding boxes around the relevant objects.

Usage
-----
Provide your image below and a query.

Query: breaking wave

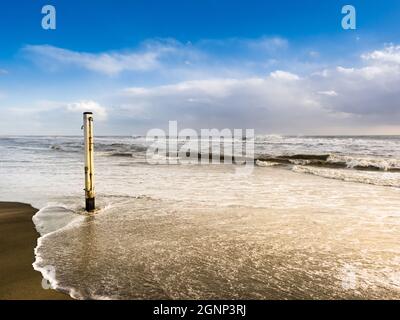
[255,153,400,187]
[292,165,400,188]
[255,153,400,172]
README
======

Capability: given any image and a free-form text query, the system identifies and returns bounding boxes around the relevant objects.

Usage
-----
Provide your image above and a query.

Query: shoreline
[0,202,71,300]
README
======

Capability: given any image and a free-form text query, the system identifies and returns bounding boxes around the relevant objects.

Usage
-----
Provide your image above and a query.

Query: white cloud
[7,99,108,121]
[66,100,108,120]
[116,75,326,132]
[312,69,330,77]
[362,45,400,65]
[24,45,164,75]
[317,90,338,97]
[269,70,300,81]
[337,66,354,74]
[244,37,289,52]
[125,78,246,99]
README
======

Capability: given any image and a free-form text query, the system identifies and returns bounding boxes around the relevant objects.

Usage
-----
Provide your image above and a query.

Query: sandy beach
[0,202,70,300]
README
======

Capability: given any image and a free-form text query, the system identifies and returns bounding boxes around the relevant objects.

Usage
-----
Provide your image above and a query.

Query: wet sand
[0,202,70,300]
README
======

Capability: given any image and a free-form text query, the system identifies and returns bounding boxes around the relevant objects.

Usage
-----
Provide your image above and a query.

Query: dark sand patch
[0,202,70,300]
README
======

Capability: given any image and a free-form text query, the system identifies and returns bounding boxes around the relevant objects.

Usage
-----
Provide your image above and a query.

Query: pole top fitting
[83,112,93,115]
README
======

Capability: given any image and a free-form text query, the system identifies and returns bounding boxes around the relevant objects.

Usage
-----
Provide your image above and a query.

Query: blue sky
[1,0,400,135]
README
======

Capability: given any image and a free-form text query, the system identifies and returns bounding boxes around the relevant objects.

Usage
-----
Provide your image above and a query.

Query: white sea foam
[292,165,400,187]
[32,206,85,299]
[327,154,400,171]
[255,160,281,167]
[288,159,312,165]
[32,204,83,236]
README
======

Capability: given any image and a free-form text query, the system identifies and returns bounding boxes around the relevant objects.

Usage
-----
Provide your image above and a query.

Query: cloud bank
[105,44,400,134]
[3,40,400,135]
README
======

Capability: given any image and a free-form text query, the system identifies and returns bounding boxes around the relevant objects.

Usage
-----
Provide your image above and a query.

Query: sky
[0,0,400,135]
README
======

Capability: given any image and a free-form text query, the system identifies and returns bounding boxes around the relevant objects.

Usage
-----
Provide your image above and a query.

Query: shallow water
[1,136,400,299]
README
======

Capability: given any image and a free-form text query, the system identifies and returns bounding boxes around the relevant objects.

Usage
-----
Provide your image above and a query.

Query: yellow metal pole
[83,112,95,211]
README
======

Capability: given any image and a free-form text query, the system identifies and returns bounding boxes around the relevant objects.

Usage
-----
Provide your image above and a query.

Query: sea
[0,135,399,299]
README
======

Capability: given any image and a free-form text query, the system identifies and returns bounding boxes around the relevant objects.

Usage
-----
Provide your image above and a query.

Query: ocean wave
[109,152,134,157]
[50,142,148,154]
[50,143,82,153]
[292,165,400,188]
[32,200,124,300]
[255,160,283,167]
[255,153,400,172]
[32,204,86,299]
[32,204,84,236]
[255,153,400,187]
[107,149,400,175]
[254,134,284,141]
[327,154,400,172]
